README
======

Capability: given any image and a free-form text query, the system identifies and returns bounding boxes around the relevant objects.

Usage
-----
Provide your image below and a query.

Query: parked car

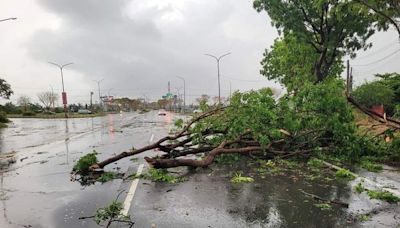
[78,109,92,114]
[158,109,167,116]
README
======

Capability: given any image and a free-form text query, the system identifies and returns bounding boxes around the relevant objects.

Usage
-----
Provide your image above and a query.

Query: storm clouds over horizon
[0,0,398,105]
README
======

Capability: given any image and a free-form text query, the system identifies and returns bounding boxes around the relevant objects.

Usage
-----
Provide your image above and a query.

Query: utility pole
[177,76,186,112]
[94,79,104,108]
[48,62,73,118]
[204,52,231,104]
[50,85,55,110]
[349,67,353,94]
[346,60,350,95]
[90,91,94,110]
[229,81,232,102]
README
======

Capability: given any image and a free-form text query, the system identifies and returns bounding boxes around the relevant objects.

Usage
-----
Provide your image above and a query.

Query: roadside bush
[22,111,36,117]
[1,102,22,114]
[352,81,395,113]
[54,107,64,113]
[394,104,400,119]
[0,111,9,123]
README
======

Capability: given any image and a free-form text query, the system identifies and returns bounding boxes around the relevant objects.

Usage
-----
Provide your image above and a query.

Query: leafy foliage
[354,0,400,37]
[145,168,180,183]
[231,173,255,183]
[314,203,332,210]
[367,190,400,203]
[0,112,10,124]
[360,160,383,172]
[375,73,400,103]
[260,34,343,92]
[73,152,98,173]
[352,81,395,112]
[0,78,13,99]
[355,182,365,193]
[335,168,355,180]
[215,154,241,164]
[94,201,131,225]
[307,158,324,169]
[254,0,375,82]
[97,172,118,183]
[189,78,360,160]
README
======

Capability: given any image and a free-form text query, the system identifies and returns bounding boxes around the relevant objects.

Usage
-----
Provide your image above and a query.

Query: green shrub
[0,112,9,123]
[352,81,395,111]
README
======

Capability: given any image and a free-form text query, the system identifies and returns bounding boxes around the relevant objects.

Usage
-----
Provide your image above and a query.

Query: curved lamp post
[48,62,73,118]
[176,76,186,112]
[204,52,231,103]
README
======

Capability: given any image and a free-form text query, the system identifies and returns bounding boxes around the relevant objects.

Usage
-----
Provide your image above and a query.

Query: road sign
[62,92,67,105]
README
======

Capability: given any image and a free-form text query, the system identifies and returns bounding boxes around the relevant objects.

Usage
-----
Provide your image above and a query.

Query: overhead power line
[353,39,399,61]
[352,48,400,67]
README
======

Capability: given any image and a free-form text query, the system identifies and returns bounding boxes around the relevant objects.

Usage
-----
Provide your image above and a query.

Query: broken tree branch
[91,107,226,170]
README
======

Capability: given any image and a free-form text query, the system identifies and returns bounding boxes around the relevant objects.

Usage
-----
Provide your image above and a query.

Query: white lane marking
[149,133,154,143]
[121,164,144,216]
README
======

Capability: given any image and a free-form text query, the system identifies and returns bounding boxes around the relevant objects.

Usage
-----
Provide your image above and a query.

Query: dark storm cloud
[26,0,276,102]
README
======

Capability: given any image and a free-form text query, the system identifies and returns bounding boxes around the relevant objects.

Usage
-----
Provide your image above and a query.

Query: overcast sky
[0,0,399,105]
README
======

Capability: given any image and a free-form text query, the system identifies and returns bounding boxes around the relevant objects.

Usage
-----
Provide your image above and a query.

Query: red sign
[62,92,67,105]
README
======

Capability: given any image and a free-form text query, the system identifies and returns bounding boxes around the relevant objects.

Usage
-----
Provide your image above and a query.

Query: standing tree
[37,91,59,110]
[0,78,13,99]
[196,94,210,105]
[254,0,376,83]
[17,95,31,112]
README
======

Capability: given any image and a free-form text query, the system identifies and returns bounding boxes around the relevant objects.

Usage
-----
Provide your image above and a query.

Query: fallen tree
[83,79,400,171]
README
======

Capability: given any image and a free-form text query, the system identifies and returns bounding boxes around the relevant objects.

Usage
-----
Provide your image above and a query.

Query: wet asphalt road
[0,111,399,228]
[0,111,174,228]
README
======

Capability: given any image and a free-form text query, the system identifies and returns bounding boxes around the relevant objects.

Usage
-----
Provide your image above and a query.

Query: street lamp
[0,17,17,23]
[48,62,73,118]
[204,52,231,103]
[176,76,186,112]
